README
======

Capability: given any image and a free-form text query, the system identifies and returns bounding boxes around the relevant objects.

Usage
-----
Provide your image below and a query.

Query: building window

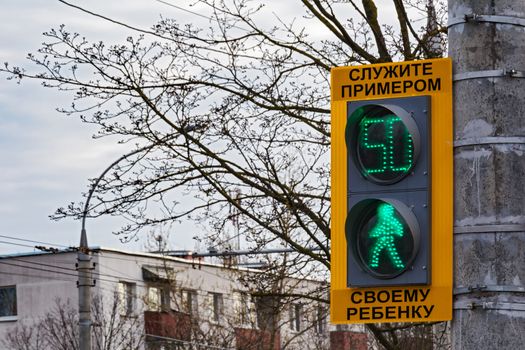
[289,304,302,332]
[234,292,256,327]
[147,286,161,311]
[255,296,277,331]
[182,290,198,316]
[0,286,17,319]
[117,281,135,316]
[211,293,224,323]
[147,286,169,312]
[315,305,327,333]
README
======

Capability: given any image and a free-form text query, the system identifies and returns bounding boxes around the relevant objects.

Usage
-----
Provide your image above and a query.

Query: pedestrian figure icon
[368,203,405,269]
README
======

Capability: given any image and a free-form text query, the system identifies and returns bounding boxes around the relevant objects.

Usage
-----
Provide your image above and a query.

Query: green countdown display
[357,113,414,183]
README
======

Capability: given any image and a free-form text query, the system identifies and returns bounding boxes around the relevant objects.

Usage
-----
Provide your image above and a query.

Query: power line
[159,246,326,257]
[8,257,149,287]
[0,257,244,303]
[0,240,36,249]
[0,269,76,282]
[0,260,80,279]
[1,244,326,288]
[0,260,139,287]
[0,234,70,248]
[0,239,74,254]
[57,0,252,59]
[153,0,210,21]
[0,246,323,286]
[0,253,327,309]
[0,243,174,285]
[1,261,151,300]
[0,254,195,291]
[152,0,249,32]
[0,258,148,288]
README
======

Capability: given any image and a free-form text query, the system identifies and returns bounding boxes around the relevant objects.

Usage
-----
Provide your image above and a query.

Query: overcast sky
[0,0,326,256]
[0,0,214,255]
[0,0,402,256]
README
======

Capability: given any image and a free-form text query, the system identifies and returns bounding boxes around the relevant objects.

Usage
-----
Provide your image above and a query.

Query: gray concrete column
[448,1,525,348]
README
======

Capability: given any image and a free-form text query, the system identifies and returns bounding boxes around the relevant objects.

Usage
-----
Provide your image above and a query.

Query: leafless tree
[2,296,143,350]
[2,1,449,349]
[142,256,331,350]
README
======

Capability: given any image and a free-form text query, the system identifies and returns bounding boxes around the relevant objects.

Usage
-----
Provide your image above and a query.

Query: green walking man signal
[368,203,405,270]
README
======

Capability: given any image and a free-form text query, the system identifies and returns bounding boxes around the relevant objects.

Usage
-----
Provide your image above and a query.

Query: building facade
[0,248,366,350]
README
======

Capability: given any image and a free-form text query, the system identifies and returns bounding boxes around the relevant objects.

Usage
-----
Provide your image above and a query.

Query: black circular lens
[347,104,420,185]
[347,199,420,279]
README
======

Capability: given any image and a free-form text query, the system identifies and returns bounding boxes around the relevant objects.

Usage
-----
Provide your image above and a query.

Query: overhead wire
[0,251,207,291]
[0,237,319,284]
[0,254,323,303]
[0,269,76,283]
[56,0,255,61]
[0,251,326,325]
[0,233,72,248]
[0,243,319,289]
[0,240,37,249]
[0,236,322,291]
[153,0,211,21]
[0,259,151,289]
[152,0,250,32]
[0,257,241,311]
[0,236,233,278]
[0,260,80,279]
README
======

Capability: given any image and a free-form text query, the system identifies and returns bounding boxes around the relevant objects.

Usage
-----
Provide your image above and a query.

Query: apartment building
[0,248,367,350]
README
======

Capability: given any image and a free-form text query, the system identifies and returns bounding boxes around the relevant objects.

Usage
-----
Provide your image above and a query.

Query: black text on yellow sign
[347,288,434,322]
[334,61,443,100]
[330,58,453,324]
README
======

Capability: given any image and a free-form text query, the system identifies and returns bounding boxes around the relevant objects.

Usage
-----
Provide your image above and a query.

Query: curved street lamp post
[77,145,156,350]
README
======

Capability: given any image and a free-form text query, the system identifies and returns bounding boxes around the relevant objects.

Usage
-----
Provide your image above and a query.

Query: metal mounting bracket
[454,224,525,234]
[453,69,525,82]
[454,285,525,296]
[454,301,525,311]
[454,136,525,148]
[449,14,525,28]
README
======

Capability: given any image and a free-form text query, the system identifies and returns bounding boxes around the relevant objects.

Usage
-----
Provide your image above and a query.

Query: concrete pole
[448,1,525,349]
[78,229,92,350]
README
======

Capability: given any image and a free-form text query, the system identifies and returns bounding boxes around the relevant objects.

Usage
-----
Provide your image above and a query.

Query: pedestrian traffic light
[346,96,430,287]
[330,59,453,324]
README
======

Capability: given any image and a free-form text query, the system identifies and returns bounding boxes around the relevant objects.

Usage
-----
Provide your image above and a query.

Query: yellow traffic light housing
[330,58,453,324]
